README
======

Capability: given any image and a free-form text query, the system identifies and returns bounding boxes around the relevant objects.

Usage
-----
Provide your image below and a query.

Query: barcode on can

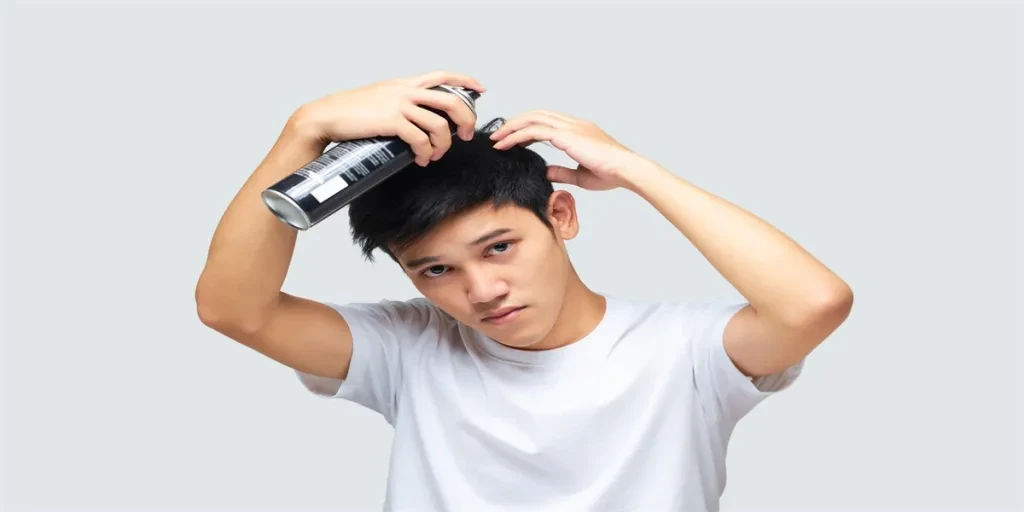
[310,175,348,202]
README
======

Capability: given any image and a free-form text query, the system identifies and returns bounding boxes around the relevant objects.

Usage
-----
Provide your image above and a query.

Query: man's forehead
[429,205,524,239]
[395,207,528,264]
[403,223,518,255]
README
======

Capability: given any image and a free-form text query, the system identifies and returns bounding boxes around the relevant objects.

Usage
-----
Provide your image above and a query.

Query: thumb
[546,165,579,185]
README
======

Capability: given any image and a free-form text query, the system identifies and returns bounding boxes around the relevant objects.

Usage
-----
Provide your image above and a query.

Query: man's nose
[465,267,510,304]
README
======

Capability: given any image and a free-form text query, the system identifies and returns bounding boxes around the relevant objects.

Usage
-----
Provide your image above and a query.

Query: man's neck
[528,274,607,351]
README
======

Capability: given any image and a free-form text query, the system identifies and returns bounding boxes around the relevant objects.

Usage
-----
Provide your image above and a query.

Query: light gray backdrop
[3,2,1022,511]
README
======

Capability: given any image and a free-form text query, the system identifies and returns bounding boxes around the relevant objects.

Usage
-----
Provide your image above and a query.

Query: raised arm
[194,71,485,379]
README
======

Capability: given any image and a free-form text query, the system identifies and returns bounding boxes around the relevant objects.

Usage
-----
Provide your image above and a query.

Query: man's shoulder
[326,296,453,333]
[609,293,740,311]
[328,294,435,312]
[608,294,749,328]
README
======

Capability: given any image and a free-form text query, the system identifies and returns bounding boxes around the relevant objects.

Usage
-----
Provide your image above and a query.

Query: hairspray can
[261,85,481,230]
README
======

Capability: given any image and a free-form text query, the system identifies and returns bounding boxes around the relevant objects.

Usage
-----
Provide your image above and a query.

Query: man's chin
[486,329,547,350]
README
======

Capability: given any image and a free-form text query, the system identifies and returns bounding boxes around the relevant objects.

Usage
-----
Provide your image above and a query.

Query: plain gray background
[3,2,1022,511]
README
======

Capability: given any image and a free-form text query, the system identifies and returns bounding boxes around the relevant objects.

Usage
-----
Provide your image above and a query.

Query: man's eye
[423,265,447,277]
[489,242,513,254]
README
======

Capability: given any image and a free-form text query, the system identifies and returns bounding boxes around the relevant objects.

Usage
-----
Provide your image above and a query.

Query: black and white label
[298,139,398,202]
[311,175,348,202]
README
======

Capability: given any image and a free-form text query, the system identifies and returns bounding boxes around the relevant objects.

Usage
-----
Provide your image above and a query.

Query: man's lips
[481,306,526,323]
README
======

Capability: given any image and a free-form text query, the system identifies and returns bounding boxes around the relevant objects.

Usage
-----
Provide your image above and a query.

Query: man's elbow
[796,282,854,348]
[816,282,854,327]
[195,283,266,338]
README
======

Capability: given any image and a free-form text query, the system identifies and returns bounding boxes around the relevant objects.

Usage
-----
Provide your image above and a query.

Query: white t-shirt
[296,295,803,511]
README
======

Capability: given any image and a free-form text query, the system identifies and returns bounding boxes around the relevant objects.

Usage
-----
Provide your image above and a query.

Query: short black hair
[347,129,554,263]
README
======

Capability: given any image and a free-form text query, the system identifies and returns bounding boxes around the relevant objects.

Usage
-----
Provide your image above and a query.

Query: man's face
[394,193,579,349]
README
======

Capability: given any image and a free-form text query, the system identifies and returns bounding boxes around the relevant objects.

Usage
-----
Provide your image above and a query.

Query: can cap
[480,117,506,134]
[430,84,479,116]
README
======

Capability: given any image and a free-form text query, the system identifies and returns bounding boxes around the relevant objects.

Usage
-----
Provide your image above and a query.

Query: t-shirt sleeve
[685,298,804,429]
[294,298,438,425]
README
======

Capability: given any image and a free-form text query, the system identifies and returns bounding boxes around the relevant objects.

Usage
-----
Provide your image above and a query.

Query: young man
[196,70,853,511]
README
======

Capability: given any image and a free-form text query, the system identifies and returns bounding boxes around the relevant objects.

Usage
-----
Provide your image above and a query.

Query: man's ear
[546,190,579,240]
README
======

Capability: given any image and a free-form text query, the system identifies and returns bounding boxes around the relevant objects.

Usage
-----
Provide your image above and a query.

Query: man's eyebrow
[404,255,440,270]
[402,228,514,270]
[469,228,512,246]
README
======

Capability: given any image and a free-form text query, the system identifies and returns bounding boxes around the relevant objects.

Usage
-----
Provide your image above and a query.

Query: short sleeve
[685,298,804,429]
[295,298,438,425]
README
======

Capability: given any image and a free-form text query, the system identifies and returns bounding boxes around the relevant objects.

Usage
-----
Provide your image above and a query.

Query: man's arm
[622,163,853,378]
[488,110,853,378]
[194,115,360,380]
[195,71,485,380]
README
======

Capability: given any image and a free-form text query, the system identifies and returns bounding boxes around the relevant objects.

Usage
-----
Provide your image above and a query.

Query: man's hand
[488,110,654,191]
[292,70,486,166]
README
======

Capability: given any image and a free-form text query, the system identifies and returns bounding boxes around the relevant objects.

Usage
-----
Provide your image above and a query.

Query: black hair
[347,129,555,263]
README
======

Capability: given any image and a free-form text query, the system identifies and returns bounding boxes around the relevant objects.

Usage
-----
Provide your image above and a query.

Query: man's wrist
[283,105,327,149]
[618,157,674,195]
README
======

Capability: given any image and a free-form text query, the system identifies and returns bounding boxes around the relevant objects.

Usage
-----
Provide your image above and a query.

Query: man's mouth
[481,306,527,324]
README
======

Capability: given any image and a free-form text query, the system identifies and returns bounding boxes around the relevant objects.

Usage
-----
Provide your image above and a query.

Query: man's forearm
[196,114,327,328]
[622,160,852,327]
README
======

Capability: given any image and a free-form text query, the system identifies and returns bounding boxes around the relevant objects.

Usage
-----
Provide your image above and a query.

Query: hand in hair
[488,110,651,191]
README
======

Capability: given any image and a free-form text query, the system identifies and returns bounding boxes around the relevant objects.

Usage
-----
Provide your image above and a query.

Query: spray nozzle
[480,117,506,134]
[478,116,555,149]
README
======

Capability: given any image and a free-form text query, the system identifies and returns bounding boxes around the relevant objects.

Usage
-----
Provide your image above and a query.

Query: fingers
[491,125,558,150]
[411,70,487,94]
[487,110,570,141]
[403,105,453,162]
[392,119,435,166]
[409,88,478,141]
